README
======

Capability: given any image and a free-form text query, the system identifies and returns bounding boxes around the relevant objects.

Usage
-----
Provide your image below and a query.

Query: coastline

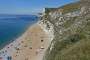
[0,20,53,60]
[0,18,38,50]
[0,21,38,52]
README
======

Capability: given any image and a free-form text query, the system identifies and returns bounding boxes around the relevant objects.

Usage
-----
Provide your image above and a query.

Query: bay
[0,15,38,49]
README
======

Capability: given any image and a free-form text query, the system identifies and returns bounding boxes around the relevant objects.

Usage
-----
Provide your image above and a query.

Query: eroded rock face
[80,0,90,15]
[41,1,90,60]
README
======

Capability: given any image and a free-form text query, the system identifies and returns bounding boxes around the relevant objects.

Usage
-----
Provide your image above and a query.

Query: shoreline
[0,21,39,54]
[0,20,53,60]
[0,21,37,50]
[0,21,38,50]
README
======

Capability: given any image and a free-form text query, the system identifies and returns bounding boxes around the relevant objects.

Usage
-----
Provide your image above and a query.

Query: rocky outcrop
[40,1,90,60]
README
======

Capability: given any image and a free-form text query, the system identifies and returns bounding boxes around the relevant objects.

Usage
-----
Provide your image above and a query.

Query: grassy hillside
[54,19,90,60]
[45,1,80,16]
[44,16,90,60]
[43,1,90,60]
[59,1,80,14]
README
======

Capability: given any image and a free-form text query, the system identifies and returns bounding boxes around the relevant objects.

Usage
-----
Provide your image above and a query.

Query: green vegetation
[60,1,80,14]
[63,17,77,28]
[45,1,80,15]
[43,1,90,60]
[44,17,90,60]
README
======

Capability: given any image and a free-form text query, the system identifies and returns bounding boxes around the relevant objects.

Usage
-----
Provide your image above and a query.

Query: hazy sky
[0,0,77,14]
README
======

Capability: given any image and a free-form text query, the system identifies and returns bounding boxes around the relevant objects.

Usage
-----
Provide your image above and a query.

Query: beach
[0,21,53,60]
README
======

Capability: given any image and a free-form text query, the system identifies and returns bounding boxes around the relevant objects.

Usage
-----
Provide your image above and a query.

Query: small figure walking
[7,56,12,60]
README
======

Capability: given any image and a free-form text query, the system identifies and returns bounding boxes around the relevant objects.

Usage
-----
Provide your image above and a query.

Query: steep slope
[41,1,90,60]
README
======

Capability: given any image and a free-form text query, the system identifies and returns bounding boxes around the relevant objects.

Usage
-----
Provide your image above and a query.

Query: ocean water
[0,15,38,49]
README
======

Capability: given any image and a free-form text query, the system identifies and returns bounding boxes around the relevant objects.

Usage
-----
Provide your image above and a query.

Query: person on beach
[7,56,12,60]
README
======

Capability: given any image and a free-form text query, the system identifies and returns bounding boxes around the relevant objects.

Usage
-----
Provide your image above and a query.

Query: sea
[0,14,38,49]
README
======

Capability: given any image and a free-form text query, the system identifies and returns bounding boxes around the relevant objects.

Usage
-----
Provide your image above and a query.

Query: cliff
[40,1,90,60]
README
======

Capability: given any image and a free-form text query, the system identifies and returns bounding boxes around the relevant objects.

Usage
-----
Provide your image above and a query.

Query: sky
[0,0,78,15]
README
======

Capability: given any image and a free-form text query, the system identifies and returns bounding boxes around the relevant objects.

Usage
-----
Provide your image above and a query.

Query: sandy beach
[0,21,53,60]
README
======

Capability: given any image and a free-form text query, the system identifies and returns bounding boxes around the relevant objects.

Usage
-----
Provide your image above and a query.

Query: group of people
[0,56,12,60]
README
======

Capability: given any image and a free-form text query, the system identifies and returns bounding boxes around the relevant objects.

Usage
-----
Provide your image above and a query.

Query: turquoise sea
[0,15,38,49]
